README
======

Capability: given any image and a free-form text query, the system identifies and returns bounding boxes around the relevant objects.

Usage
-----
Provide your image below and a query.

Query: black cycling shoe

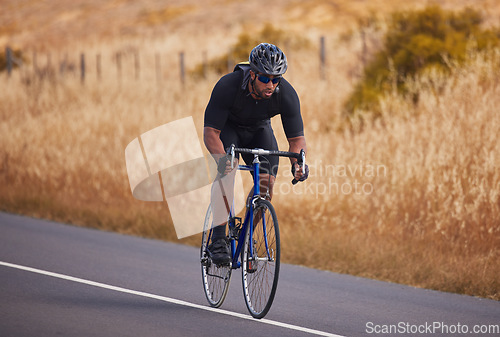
[208,238,231,265]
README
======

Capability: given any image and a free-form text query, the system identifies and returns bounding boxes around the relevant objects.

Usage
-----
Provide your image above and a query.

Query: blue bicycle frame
[206,144,304,269]
[207,153,265,269]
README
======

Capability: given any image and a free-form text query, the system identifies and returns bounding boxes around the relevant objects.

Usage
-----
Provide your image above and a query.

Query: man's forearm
[204,126,226,157]
[287,136,307,164]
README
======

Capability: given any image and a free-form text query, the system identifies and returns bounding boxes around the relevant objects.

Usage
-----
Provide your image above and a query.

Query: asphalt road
[0,212,498,337]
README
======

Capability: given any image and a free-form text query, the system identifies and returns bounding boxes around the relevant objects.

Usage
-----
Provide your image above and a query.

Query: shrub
[344,5,500,117]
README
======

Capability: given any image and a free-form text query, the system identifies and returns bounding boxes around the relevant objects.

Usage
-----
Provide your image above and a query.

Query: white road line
[1,261,344,337]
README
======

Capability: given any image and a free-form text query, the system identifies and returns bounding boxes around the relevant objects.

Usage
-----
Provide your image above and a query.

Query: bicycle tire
[200,205,232,307]
[241,199,280,318]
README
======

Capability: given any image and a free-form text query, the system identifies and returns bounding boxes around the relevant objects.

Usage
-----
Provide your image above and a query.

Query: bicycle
[200,144,305,319]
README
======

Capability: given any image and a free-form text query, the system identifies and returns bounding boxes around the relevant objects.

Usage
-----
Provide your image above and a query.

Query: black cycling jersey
[204,70,304,138]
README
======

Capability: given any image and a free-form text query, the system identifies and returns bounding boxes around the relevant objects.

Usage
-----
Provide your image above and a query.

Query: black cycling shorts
[220,120,279,177]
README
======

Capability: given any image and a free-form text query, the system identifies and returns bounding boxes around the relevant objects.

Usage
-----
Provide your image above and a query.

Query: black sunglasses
[256,74,281,84]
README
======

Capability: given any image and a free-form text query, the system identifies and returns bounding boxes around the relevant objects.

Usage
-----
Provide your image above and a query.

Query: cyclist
[203,43,309,264]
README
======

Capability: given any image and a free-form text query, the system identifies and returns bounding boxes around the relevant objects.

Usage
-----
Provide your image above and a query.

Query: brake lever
[229,144,235,169]
[291,149,306,185]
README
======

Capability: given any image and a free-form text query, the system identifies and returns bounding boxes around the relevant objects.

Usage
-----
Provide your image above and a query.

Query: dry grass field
[1,0,499,300]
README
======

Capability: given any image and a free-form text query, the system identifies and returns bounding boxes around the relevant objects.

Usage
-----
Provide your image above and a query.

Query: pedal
[201,256,210,267]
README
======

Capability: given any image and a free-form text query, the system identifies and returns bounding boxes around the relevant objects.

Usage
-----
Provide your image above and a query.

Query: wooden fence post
[80,53,85,83]
[96,54,102,80]
[116,52,122,81]
[6,47,13,77]
[202,51,207,78]
[227,48,232,73]
[134,51,140,80]
[155,53,161,84]
[179,52,185,86]
[320,36,326,80]
[33,51,38,73]
[361,28,367,68]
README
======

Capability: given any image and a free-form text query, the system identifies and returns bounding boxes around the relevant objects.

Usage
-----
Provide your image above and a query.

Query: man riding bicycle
[203,43,309,265]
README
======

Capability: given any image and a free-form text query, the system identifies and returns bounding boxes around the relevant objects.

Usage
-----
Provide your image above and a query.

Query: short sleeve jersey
[204,70,304,138]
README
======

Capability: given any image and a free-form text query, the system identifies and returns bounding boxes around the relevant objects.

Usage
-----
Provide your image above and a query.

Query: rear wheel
[241,199,280,318]
[201,206,231,307]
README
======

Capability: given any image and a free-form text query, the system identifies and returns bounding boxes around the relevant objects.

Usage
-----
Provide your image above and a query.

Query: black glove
[292,162,309,182]
[217,155,231,175]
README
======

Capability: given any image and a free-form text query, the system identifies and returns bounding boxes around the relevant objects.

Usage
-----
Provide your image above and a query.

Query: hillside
[3,0,500,51]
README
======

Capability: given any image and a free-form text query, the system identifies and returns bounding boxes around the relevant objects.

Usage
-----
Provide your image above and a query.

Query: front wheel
[242,199,280,319]
[201,206,231,307]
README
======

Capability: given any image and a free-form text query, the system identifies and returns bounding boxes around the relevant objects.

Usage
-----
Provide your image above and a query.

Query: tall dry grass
[276,48,500,300]
[1,30,499,300]
[0,45,214,241]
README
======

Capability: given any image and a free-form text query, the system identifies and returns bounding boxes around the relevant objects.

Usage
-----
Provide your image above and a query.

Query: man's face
[250,71,281,99]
